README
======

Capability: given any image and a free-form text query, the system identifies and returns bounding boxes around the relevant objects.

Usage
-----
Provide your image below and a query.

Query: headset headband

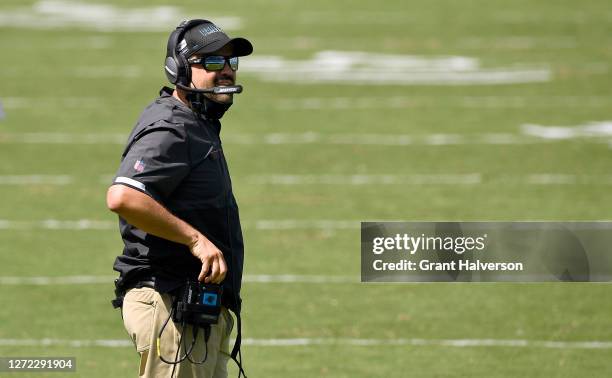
[164,19,210,85]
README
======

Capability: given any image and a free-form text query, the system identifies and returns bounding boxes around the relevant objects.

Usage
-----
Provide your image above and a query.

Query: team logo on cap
[178,39,189,55]
[199,24,222,37]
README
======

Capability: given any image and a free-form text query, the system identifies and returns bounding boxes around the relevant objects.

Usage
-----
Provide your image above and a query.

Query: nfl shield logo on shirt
[133,158,146,173]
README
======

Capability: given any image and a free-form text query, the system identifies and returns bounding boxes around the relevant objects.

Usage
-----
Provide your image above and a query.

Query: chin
[214,94,234,104]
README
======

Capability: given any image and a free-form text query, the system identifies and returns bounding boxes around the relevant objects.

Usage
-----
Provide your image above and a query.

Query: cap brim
[192,36,253,57]
[226,37,253,57]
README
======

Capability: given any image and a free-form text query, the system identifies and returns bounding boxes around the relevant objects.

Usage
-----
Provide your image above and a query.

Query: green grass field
[1,0,611,377]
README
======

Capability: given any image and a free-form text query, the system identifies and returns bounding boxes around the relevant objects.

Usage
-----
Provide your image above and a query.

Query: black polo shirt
[112,87,244,312]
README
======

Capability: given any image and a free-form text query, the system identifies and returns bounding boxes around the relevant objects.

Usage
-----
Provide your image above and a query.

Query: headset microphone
[176,83,243,94]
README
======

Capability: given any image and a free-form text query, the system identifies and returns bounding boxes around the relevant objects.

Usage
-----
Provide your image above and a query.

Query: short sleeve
[113,125,190,200]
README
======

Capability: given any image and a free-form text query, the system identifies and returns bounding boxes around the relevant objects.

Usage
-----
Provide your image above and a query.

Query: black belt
[112,278,156,309]
[125,280,156,290]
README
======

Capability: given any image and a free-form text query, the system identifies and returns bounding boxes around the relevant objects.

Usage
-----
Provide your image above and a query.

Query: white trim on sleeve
[114,176,146,192]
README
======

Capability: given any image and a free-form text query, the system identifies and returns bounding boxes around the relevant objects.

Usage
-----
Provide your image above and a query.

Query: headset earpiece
[177,51,191,86]
[164,19,210,86]
[164,56,179,84]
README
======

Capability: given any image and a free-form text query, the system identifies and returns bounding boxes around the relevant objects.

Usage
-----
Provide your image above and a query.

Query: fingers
[206,260,219,284]
[218,254,227,283]
[197,250,226,284]
[199,257,211,282]
[190,235,227,284]
[205,253,227,284]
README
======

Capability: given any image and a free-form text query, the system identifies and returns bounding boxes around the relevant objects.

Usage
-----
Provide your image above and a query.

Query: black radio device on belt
[173,280,223,327]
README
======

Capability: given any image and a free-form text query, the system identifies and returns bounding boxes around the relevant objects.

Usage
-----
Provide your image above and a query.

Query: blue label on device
[202,293,218,306]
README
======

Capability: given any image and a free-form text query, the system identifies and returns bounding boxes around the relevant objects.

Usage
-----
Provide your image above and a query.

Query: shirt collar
[158,87,222,135]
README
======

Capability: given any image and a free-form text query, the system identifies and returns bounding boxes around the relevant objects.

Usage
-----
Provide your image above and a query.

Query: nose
[220,60,234,75]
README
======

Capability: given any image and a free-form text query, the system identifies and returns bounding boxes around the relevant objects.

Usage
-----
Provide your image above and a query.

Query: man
[107,19,252,378]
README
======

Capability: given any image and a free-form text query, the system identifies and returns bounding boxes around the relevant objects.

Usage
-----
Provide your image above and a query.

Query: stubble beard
[210,72,235,104]
[208,93,234,104]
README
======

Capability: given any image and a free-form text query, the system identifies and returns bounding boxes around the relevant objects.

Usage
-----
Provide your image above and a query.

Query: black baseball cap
[179,20,253,58]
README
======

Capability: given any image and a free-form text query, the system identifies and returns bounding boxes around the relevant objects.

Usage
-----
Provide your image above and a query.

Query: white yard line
[2,173,612,188]
[0,275,115,285]
[0,337,609,349]
[3,210,612,232]
[0,275,356,285]
[521,121,612,140]
[0,131,451,146]
[241,51,551,85]
[0,339,133,348]
[0,131,607,146]
[275,96,610,110]
[243,338,612,349]
[247,174,482,185]
[1,124,611,146]
[3,96,609,111]
[0,219,362,231]
[246,173,612,186]
[222,133,557,146]
[0,1,241,32]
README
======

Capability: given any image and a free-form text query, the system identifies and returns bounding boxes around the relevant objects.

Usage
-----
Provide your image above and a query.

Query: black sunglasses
[187,56,239,71]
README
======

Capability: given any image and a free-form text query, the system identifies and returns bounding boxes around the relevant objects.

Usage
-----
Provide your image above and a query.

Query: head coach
[106,19,252,378]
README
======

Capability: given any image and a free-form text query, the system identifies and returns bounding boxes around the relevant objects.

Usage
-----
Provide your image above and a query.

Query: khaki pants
[122,287,233,378]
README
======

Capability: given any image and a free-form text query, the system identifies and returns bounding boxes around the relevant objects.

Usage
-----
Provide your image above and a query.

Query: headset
[164,20,243,94]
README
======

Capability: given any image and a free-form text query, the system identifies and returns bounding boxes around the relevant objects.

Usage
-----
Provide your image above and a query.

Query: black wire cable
[235,348,247,378]
[170,327,182,378]
[186,325,211,364]
[158,307,189,364]
[157,302,197,366]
